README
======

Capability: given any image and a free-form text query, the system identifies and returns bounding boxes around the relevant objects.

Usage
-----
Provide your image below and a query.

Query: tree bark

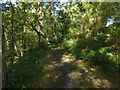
[31,2,45,47]
[1,18,8,88]
[34,28,43,47]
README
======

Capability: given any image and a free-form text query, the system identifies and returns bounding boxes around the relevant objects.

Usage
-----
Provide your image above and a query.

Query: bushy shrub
[7,46,49,88]
[63,38,77,51]
[70,33,119,76]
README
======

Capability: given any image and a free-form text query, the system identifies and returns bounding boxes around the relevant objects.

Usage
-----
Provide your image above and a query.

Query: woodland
[1,1,120,88]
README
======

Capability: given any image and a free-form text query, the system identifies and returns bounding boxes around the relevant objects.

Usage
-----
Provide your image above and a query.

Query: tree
[30,2,45,47]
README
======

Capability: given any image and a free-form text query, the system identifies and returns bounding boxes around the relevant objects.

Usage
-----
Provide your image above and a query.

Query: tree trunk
[10,1,15,64]
[31,2,45,47]
[38,34,41,47]
[2,27,8,88]
[1,19,8,88]
[36,21,44,47]
[36,30,44,47]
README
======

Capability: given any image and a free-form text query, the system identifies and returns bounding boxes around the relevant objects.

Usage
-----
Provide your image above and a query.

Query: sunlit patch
[13,60,18,64]
[46,74,50,77]
[92,78,111,88]
[89,68,96,72]
[54,75,59,79]
[6,61,11,66]
[61,54,75,63]
[75,60,87,70]
[44,62,57,71]
[68,70,82,79]
[67,70,82,88]
[33,48,119,88]
[84,73,112,88]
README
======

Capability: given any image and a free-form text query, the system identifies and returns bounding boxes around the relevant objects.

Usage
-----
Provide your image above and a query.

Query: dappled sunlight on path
[61,54,75,63]
[32,48,119,88]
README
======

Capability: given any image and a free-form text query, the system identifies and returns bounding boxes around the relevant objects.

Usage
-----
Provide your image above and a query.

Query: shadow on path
[32,48,120,88]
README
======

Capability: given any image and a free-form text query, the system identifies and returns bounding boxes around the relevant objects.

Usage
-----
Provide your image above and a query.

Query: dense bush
[7,46,49,88]
[66,34,120,76]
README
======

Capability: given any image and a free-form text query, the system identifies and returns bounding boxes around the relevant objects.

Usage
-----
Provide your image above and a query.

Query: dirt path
[32,48,120,88]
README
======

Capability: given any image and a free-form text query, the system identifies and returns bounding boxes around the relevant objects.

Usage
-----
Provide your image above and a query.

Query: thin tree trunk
[1,12,7,88]
[21,8,27,56]
[38,34,41,47]
[2,26,8,88]
[31,2,45,47]
[0,10,2,89]
[35,28,43,47]
[10,1,15,64]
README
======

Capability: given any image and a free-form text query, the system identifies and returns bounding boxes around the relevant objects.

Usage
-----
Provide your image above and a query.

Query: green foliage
[67,33,120,76]
[2,1,120,88]
[7,46,49,88]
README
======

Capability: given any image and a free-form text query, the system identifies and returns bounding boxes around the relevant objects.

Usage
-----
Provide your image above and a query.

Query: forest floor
[32,47,120,88]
